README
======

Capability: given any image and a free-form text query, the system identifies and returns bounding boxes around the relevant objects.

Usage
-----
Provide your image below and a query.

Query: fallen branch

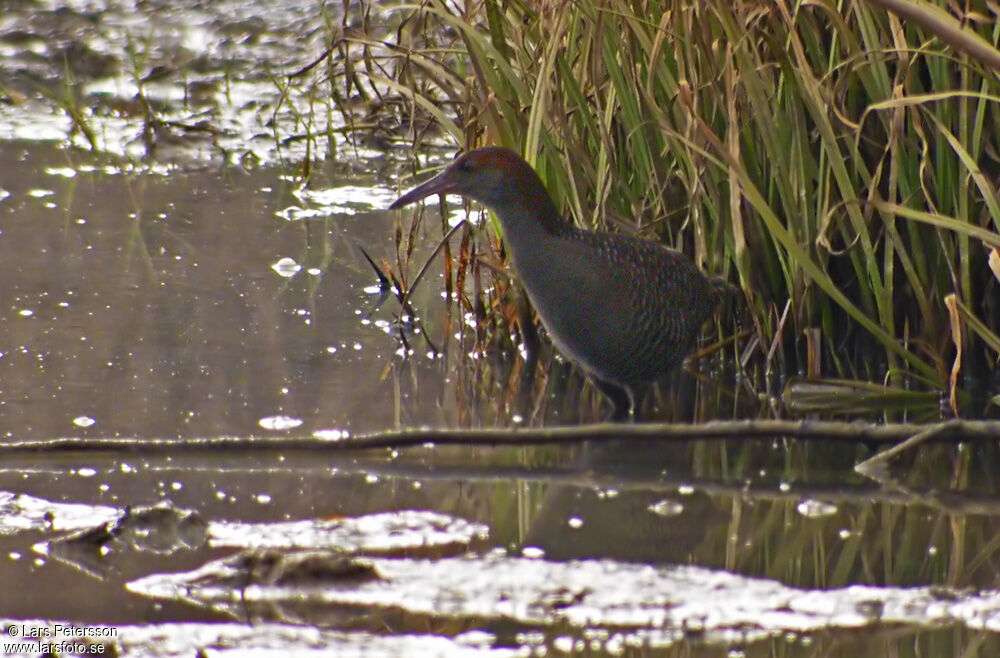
[0,418,996,454]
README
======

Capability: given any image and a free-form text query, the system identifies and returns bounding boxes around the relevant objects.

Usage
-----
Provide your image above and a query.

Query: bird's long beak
[388,169,456,210]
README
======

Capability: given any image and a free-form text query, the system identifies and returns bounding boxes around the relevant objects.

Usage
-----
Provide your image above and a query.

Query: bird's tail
[708,276,739,302]
[707,276,747,326]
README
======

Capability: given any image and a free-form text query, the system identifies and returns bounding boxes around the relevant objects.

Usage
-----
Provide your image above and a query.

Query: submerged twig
[358,246,392,291]
[397,218,468,311]
[287,44,337,80]
[329,457,1000,519]
[854,421,957,480]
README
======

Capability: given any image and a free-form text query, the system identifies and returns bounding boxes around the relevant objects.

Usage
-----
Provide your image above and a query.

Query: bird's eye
[456,158,473,172]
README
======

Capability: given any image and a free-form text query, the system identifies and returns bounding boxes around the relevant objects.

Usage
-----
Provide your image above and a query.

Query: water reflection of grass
[341,426,1000,591]
[691,439,1000,590]
[299,0,1000,415]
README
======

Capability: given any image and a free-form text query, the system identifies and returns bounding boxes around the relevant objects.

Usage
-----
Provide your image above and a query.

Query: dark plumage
[389,146,727,416]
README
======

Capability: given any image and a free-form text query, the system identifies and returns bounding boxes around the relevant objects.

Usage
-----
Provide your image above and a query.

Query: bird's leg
[513,285,541,369]
[590,378,635,422]
[516,348,538,422]
[513,284,542,421]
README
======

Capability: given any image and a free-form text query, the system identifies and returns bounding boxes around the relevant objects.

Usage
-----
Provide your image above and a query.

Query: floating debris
[270,258,301,278]
[258,415,303,430]
[796,499,838,518]
[209,510,489,553]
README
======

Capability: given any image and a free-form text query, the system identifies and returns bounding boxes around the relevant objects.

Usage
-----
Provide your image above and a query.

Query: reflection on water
[0,140,470,440]
[1,441,1000,655]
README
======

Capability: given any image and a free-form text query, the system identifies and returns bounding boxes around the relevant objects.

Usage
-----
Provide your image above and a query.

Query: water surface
[1,2,999,656]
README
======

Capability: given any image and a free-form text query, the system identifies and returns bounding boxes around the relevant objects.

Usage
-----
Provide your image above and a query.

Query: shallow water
[1,1,1000,657]
[3,439,1000,656]
[0,138,456,439]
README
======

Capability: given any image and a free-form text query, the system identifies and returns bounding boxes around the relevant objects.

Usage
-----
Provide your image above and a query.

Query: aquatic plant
[313,0,1000,414]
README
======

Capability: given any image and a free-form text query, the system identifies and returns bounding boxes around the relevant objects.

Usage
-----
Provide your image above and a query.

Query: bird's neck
[489,185,571,280]
[489,170,570,247]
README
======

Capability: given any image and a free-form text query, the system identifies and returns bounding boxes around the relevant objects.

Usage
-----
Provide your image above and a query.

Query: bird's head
[389,147,533,210]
